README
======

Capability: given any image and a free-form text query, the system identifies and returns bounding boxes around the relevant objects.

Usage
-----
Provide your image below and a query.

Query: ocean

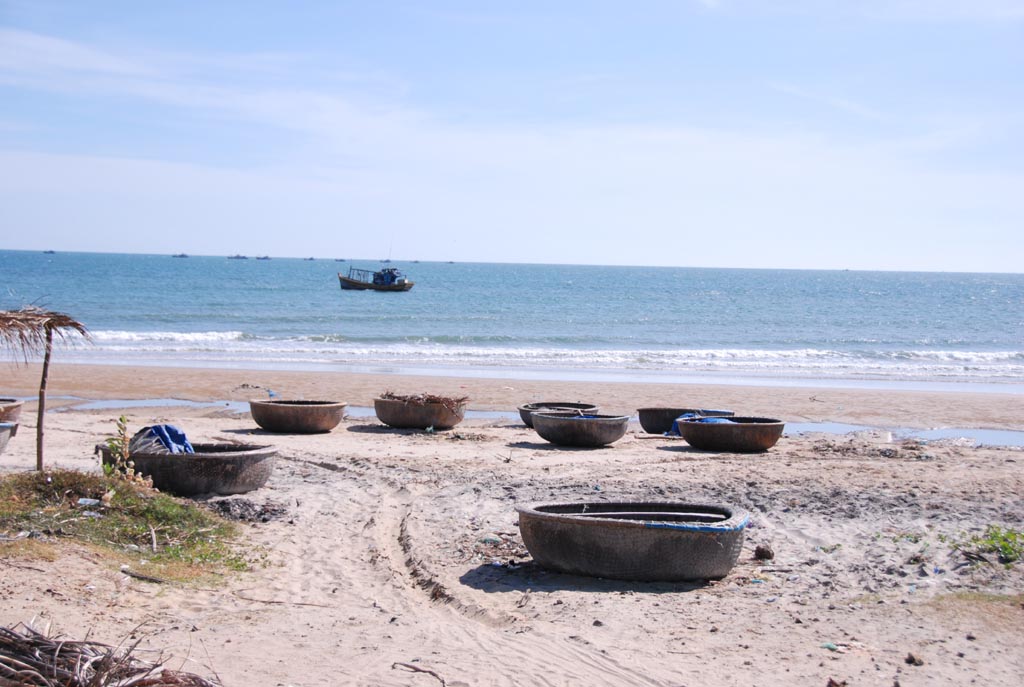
[2,250,1022,391]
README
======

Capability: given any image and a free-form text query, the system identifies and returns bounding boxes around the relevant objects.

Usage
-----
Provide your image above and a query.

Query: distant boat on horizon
[43,250,55,254]
[227,254,248,260]
[305,257,315,261]
[256,256,271,260]
[172,253,189,258]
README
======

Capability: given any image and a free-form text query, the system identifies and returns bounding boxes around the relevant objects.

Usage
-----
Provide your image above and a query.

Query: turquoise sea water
[2,250,1022,390]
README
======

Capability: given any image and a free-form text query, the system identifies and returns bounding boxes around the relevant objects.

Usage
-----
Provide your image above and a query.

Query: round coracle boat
[636,407,735,434]
[0,398,24,423]
[531,412,630,447]
[517,501,749,581]
[676,416,785,453]
[0,422,18,455]
[374,396,466,430]
[518,402,599,428]
[97,443,277,497]
[249,399,347,433]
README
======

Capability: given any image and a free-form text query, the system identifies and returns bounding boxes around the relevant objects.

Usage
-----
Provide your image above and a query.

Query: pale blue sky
[1,1,1022,271]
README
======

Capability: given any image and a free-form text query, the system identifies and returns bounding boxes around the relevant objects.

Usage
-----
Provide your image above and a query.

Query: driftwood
[120,568,170,585]
[0,623,217,686]
[231,590,331,608]
[392,662,448,686]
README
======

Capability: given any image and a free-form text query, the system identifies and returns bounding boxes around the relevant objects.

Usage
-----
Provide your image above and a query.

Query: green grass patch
[0,469,248,582]
[948,525,1024,564]
[940,591,1024,605]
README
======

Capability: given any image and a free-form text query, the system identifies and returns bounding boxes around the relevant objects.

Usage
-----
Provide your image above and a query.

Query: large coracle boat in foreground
[338,266,414,292]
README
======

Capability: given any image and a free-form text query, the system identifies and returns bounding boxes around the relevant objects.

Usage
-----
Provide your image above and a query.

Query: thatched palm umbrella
[0,307,89,470]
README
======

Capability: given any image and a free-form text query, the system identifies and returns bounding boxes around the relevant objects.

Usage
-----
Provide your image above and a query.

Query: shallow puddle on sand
[42,397,1024,447]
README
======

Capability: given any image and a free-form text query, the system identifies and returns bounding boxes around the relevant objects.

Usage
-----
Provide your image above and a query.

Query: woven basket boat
[636,407,735,434]
[0,422,17,455]
[531,412,629,447]
[517,402,599,428]
[374,397,466,430]
[676,416,785,452]
[517,501,748,581]
[0,398,23,423]
[249,399,347,433]
[97,443,277,496]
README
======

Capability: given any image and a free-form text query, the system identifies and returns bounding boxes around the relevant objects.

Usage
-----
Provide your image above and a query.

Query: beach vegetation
[890,531,924,544]
[0,537,57,562]
[0,469,248,582]
[945,525,1024,565]
[102,414,141,480]
[930,592,1024,616]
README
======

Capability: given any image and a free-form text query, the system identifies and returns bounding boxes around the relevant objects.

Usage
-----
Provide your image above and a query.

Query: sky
[1,1,1022,271]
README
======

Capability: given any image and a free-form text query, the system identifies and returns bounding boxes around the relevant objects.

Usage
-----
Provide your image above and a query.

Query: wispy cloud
[0,28,153,77]
[768,81,887,122]
[0,28,418,157]
[688,0,1024,21]
[868,0,1024,21]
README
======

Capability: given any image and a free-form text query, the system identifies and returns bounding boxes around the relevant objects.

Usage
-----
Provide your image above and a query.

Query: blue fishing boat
[338,266,414,292]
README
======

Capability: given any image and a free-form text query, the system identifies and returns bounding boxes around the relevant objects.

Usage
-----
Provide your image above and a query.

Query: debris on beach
[0,623,219,686]
[208,497,287,523]
[379,391,469,413]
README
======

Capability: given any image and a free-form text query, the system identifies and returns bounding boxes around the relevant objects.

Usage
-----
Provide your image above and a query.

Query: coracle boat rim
[249,399,346,407]
[98,442,274,457]
[678,416,783,425]
[636,407,734,414]
[516,502,749,533]
[520,402,598,410]
[532,413,629,422]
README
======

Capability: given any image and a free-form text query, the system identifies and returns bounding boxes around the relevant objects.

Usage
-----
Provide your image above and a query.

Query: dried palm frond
[0,623,218,686]
[380,391,470,413]
[0,306,91,470]
[0,306,90,361]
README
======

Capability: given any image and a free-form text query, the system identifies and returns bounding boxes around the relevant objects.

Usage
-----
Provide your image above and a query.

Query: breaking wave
[64,330,1024,383]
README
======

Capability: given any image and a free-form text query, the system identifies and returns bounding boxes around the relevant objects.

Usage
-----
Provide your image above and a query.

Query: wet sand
[4,362,1024,430]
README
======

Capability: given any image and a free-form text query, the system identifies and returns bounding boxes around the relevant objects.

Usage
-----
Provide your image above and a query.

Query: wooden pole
[36,325,53,471]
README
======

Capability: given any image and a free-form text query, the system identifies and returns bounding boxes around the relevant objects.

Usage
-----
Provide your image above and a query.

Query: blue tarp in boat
[666,414,735,436]
[128,424,195,454]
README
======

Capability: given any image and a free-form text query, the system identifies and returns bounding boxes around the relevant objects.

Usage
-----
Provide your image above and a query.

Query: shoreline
[55,354,1024,394]
[4,361,1024,431]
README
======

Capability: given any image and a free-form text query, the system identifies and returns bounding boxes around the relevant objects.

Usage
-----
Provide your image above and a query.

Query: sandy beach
[2,362,1024,685]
